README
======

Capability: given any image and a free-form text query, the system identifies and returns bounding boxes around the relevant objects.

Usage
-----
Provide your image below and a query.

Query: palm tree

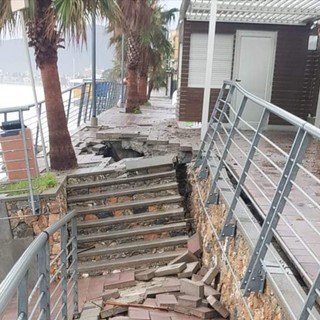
[138,6,177,103]
[0,0,120,170]
[112,0,152,113]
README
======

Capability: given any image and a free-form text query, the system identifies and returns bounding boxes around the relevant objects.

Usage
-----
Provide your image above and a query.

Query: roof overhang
[181,0,320,26]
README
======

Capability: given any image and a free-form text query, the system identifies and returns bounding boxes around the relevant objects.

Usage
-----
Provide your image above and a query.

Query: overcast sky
[160,0,182,30]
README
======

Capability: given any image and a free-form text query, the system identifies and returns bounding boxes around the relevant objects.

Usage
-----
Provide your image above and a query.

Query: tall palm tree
[138,6,177,103]
[0,0,119,170]
[113,0,152,113]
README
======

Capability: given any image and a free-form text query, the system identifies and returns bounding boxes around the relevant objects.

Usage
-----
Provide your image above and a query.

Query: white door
[233,30,277,128]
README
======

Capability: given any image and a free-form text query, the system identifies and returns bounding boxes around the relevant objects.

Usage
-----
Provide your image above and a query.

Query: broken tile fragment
[178,261,200,279]
[155,263,186,277]
[168,251,198,265]
[180,279,204,298]
[207,295,230,318]
[178,295,202,308]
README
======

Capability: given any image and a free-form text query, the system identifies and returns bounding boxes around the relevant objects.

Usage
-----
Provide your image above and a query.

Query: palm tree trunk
[40,63,77,170]
[148,80,154,100]
[126,68,139,112]
[138,74,148,104]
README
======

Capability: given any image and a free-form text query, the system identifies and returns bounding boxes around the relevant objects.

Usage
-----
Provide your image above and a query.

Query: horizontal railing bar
[257,132,289,158]
[53,303,64,320]
[50,278,63,300]
[28,291,44,320]
[66,236,76,248]
[226,81,320,138]
[49,252,62,268]
[36,308,44,320]
[28,274,44,304]
[50,291,63,315]
[67,247,76,261]
[0,210,76,314]
[289,181,320,211]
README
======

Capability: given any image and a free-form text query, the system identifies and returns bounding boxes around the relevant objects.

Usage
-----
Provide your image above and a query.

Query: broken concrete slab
[126,154,175,172]
[197,267,208,277]
[155,263,186,277]
[100,305,127,319]
[174,304,192,316]
[143,298,158,307]
[144,283,181,299]
[104,271,136,290]
[102,289,120,302]
[187,233,202,257]
[178,295,202,308]
[156,293,177,308]
[180,279,204,298]
[192,274,203,282]
[202,266,219,285]
[204,285,221,299]
[136,269,156,281]
[168,251,198,266]
[178,261,200,279]
[207,295,230,318]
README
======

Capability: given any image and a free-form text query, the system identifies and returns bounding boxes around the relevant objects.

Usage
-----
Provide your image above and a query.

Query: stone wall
[187,168,289,320]
[0,177,68,272]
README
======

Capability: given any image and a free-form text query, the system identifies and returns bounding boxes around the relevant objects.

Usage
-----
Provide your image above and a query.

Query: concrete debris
[82,233,229,319]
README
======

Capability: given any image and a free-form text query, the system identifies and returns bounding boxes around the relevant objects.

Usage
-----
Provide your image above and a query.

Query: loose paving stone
[178,262,200,279]
[128,307,150,320]
[180,279,204,298]
[168,251,198,265]
[102,289,120,302]
[207,295,230,318]
[100,305,127,319]
[187,233,202,257]
[190,306,219,319]
[178,295,202,308]
[109,317,130,320]
[202,266,219,285]
[136,269,156,281]
[156,293,178,308]
[155,263,187,277]
[104,271,136,290]
[79,302,101,320]
[150,311,172,320]
[144,284,181,298]
[143,298,159,307]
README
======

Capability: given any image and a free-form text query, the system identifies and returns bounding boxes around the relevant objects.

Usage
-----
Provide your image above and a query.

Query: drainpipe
[91,10,98,126]
[200,0,218,140]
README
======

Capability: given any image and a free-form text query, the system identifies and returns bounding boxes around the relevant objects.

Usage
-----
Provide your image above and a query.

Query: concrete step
[78,222,186,244]
[78,235,189,259]
[68,182,179,204]
[76,195,184,216]
[78,250,184,274]
[67,170,176,191]
[77,208,185,230]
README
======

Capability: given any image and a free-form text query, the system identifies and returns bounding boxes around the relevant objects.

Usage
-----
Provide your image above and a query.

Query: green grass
[144,101,152,107]
[0,172,58,195]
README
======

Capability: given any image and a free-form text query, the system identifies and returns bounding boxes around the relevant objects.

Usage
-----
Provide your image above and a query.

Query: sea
[0,83,44,122]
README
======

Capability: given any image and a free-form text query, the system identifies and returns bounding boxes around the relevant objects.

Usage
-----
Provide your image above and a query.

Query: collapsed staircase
[66,156,189,275]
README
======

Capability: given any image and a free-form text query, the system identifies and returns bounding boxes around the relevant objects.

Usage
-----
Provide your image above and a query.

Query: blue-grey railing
[0,210,78,320]
[195,80,320,319]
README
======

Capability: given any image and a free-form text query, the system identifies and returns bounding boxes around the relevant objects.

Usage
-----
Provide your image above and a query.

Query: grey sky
[160,0,182,30]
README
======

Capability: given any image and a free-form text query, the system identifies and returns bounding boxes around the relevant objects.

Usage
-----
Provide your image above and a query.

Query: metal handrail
[195,80,320,319]
[0,210,78,319]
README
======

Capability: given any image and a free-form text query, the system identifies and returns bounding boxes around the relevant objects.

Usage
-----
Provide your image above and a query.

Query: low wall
[187,167,289,320]
[0,177,68,278]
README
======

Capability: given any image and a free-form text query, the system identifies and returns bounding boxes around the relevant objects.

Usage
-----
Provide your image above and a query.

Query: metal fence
[0,210,78,320]
[0,81,121,214]
[195,80,320,319]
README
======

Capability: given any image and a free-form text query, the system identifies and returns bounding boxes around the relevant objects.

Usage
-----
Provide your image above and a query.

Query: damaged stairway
[66,155,190,275]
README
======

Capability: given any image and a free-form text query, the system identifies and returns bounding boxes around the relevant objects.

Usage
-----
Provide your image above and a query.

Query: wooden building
[177,0,320,128]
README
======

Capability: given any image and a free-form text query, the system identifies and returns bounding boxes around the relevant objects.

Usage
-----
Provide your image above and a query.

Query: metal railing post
[194,82,228,169]
[206,95,249,207]
[77,84,86,127]
[219,108,270,239]
[38,241,50,320]
[241,128,310,295]
[17,273,28,320]
[19,110,36,215]
[66,89,72,124]
[299,269,320,320]
[198,84,236,180]
[60,225,68,318]
[71,217,79,316]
